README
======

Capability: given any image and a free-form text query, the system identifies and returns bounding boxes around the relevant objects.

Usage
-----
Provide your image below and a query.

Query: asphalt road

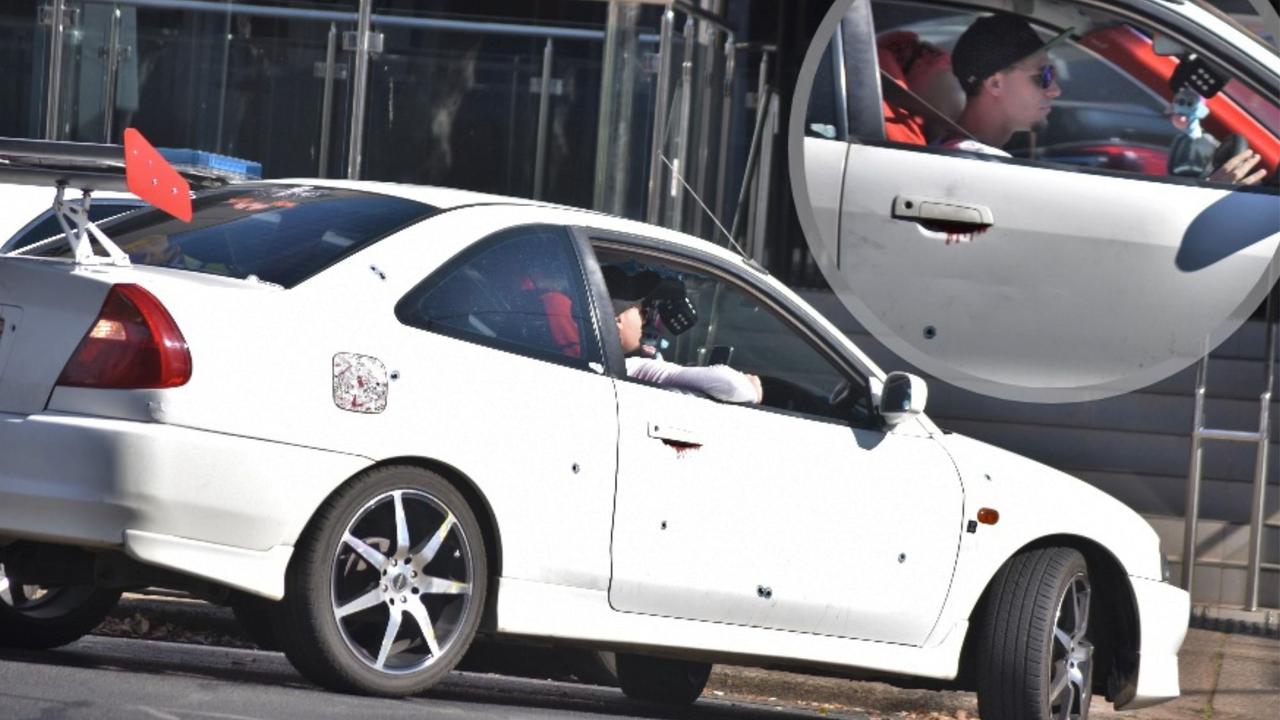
[0,636,866,720]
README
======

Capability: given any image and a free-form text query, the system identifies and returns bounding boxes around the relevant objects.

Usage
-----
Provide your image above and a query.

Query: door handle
[893,195,994,228]
[647,422,702,448]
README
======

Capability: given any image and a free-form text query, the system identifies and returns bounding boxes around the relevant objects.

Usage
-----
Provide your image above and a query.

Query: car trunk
[0,257,118,414]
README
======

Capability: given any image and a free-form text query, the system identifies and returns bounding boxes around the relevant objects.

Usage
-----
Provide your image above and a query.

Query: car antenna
[657,151,751,261]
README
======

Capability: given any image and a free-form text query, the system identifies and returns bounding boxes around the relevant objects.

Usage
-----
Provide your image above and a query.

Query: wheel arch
[958,534,1141,704]
[363,456,505,584]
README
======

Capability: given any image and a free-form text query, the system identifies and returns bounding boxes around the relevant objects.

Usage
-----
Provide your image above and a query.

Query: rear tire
[975,547,1094,720]
[0,562,120,649]
[616,652,711,705]
[275,465,487,696]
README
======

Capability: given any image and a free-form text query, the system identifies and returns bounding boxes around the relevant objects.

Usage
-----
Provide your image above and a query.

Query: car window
[1,200,144,253]
[28,184,436,287]
[829,0,1279,186]
[595,247,874,426]
[397,225,601,368]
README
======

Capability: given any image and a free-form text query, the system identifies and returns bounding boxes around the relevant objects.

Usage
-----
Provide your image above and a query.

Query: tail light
[57,284,192,389]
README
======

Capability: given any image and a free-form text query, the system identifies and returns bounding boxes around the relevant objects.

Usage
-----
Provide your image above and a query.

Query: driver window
[595,247,874,426]
[826,0,1278,187]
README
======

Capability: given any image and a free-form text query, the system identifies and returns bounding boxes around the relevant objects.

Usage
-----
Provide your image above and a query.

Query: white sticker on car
[332,352,389,414]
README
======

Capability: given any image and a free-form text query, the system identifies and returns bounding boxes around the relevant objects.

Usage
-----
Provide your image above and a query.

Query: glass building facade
[0,0,829,285]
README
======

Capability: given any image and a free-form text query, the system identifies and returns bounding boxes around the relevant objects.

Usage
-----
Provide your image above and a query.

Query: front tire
[975,547,1094,720]
[0,562,120,649]
[616,653,711,705]
[275,466,487,696]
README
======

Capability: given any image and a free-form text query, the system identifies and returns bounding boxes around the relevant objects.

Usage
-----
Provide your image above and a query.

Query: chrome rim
[330,489,473,675]
[0,562,59,613]
[1049,572,1093,720]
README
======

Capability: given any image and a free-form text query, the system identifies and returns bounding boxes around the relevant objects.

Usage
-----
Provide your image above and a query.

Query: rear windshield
[31,184,436,288]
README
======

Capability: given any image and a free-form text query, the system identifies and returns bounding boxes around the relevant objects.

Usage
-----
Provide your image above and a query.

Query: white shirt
[625,356,759,404]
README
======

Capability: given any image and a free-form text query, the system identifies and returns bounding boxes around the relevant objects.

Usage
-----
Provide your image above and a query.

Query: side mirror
[879,372,928,426]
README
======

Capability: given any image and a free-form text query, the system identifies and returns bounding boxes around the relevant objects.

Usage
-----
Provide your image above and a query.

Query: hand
[1207,148,1266,185]
[745,373,763,404]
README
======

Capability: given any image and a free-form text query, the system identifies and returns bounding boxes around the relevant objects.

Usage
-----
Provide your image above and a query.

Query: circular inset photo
[789,0,1280,402]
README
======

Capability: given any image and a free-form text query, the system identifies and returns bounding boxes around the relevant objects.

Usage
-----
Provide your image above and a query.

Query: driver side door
[601,240,964,646]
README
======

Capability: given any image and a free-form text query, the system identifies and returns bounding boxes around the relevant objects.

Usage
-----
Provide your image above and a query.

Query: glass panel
[397,225,600,365]
[0,2,44,139]
[48,1,352,178]
[34,184,435,287]
[359,12,610,210]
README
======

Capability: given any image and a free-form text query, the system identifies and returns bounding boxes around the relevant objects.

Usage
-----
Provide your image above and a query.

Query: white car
[0,177,1187,719]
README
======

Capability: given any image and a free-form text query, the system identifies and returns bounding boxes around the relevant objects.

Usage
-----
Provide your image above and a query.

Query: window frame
[395,223,607,373]
[577,227,878,429]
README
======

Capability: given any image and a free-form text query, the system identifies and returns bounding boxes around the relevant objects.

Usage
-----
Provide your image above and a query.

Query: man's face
[991,50,1061,131]
[615,306,643,354]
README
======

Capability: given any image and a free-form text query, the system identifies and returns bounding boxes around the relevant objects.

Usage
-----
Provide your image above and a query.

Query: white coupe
[0,173,1188,719]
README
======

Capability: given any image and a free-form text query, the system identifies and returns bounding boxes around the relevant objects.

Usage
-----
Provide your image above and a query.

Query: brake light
[57,284,192,389]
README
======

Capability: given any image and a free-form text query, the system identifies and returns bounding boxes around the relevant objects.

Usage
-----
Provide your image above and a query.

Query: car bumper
[1119,575,1190,709]
[0,411,371,599]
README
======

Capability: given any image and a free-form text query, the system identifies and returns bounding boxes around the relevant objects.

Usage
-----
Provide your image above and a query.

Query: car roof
[264,178,551,211]
[261,177,729,256]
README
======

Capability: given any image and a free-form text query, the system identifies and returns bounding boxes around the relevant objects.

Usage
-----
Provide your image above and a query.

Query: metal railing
[1182,284,1278,611]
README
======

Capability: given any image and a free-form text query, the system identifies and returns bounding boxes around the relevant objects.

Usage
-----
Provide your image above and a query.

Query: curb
[1189,604,1280,638]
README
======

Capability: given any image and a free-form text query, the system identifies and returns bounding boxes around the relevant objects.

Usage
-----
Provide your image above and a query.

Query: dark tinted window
[2,200,143,253]
[33,184,435,288]
[396,225,600,367]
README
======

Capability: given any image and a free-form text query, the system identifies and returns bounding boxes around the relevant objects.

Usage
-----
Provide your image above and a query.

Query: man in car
[606,267,762,404]
[944,13,1264,185]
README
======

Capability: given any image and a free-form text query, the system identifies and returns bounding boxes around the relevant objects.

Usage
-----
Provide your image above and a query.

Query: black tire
[565,648,619,686]
[0,563,121,650]
[275,465,487,696]
[228,591,280,651]
[975,547,1094,720]
[616,652,711,705]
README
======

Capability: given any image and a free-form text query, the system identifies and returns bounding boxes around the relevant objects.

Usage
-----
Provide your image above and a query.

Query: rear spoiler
[0,129,260,266]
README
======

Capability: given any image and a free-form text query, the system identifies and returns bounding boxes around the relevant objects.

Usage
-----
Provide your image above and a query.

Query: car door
[392,223,620,590]
[595,236,964,647]
[800,0,1280,403]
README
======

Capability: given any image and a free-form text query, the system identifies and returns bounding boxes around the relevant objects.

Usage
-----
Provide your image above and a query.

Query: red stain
[662,439,701,458]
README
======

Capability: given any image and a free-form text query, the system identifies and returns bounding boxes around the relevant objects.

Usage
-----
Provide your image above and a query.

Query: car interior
[822,0,1278,185]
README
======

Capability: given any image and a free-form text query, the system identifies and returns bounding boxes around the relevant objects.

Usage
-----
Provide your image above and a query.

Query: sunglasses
[1030,64,1057,89]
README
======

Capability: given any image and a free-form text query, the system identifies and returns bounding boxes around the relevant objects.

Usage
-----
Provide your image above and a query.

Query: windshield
[27,184,436,288]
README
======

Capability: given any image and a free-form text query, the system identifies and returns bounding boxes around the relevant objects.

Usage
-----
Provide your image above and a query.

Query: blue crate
[158,148,263,181]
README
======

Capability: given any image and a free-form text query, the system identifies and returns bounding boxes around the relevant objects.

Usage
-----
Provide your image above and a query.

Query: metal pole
[44,0,68,140]
[729,52,769,248]
[533,38,553,200]
[645,8,674,224]
[102,5,123,143]
[215,5,232,153]
[1244,284,1278,610]
[713,32,733,226]
[346,0,373,180]
[1182,348,1210,592]
[671,15,695,230]
[318,22,337,178]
